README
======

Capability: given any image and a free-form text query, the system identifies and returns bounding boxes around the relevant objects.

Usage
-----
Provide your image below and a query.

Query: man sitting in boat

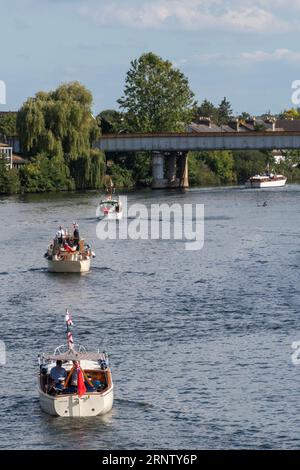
[50,360,67,389]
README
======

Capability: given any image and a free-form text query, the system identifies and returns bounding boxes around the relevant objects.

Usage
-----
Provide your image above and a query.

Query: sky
[1,0,300,115]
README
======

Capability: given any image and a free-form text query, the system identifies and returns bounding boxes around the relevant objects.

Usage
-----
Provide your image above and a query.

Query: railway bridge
[97,127,300,189]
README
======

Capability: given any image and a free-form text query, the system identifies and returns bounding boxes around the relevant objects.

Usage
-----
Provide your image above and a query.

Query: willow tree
[17,81,104,190]
[117,52,195,133]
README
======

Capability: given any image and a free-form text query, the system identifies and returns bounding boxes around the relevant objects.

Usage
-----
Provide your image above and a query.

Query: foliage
[0,112,17,139]
[107,163,135,189]
[280,108,300,119]
[70,149,105,190]
[188,152,220,186]
[19,153,74,192]
[97,109,124,134]
[0,158,20,194]
[194,99,218,122]
[194,97,233,125]
[217,97,233,125]
[232,150,273,182]
[118,52,195,132]
[17,81,100,159]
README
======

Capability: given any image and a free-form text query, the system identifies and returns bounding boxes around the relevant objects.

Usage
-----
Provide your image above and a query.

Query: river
[0,185,300,449]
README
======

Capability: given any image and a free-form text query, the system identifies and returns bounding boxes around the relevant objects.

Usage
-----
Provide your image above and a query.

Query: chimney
[229,118,240,132]
[264,116,276,131]
[245,116,256,127]
[198,116,212,128]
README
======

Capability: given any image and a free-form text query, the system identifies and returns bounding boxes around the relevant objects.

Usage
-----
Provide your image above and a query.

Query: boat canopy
[40,351,106,362]
[99,199,119,205]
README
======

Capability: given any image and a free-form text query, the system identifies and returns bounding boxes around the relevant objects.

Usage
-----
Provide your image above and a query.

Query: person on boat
[73,222,80,249]
[69,360,79,392]
[50,360,67,388]
[56,226,65,245]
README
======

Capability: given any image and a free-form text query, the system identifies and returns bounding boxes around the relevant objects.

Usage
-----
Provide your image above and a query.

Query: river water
[0,185,300,449]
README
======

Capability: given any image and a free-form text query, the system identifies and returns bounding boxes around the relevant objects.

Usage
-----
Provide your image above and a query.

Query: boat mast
[65,309,74,351]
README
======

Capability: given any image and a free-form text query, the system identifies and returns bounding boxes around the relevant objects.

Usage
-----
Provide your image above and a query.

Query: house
[0,142,12,168]
[0,142,27,169]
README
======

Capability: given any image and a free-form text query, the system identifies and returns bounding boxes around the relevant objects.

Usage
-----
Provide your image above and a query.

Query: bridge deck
[98,131,300,152]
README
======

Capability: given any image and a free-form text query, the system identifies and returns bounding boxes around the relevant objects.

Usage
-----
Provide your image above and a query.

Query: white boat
[38,312,113,417]
[98,196,123,220]
[245,173,287,188]
[45,227,94,273]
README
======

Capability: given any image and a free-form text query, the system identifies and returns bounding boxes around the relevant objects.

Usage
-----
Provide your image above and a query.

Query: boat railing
[52,344,87,356]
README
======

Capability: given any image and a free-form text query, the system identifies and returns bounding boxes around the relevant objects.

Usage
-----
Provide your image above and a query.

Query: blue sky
[1,0,300,115]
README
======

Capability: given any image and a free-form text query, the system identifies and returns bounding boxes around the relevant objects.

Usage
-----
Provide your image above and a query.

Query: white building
[0,142,12,168]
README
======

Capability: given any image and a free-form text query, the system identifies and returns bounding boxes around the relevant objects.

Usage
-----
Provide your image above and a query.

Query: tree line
[1,52,300,195]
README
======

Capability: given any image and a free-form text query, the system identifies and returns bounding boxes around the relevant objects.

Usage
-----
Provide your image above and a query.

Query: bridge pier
[152,152,189,189]
[152,152,167,189]
[178,152,189,188]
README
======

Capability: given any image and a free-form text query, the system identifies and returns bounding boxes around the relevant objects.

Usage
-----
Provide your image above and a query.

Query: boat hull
[48,259,91,273]
[245,179,287,188]
[39,387,113,417]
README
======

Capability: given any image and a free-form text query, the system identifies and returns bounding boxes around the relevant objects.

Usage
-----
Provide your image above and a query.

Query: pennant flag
[67,331,74,347]
[77,364,87,397]
[65,310,73,326]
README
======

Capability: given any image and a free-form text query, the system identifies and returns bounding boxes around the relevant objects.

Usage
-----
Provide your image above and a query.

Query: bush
[107,163,135,189]
[0,159,21,194]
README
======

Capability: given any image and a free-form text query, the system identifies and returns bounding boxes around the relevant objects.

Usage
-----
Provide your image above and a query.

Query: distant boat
[38,311,113,417]
[45,225,95,273]
[98,180,123,220]
[98,196,123,220]
[245,173,287,188]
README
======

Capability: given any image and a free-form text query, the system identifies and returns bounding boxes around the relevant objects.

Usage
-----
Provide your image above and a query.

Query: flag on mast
[65,309,74,350]
[77,363,87,397]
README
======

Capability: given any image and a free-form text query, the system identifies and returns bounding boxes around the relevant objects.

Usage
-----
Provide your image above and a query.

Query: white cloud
[240,48,300,62]
[78,0,292,33]
[193,48,300,64]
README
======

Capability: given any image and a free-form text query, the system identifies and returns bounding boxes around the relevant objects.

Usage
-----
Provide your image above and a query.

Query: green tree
[17,81,99,159]
[0,158,20,194]
[117,52,195,132]
[217,97,233,125]
[97,109,125,134]
[0,112,17,139]
[19,153,74,192]
[232,150,273,182]
[16,81,104,191]
[280,108,300,119]
[203,150,235,183]
[195,99,218,122]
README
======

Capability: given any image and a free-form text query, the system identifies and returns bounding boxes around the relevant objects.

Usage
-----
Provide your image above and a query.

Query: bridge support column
[178,152,189,188]
[166,153,177,187]
[152,152,167,189]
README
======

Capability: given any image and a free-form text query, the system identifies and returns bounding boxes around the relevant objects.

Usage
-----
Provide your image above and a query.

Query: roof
[12,154,27,164]
[275,119,300,131]
[41,351,107,361]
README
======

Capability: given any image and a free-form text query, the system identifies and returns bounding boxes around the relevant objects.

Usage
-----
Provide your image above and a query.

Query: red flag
[77,365,87,397]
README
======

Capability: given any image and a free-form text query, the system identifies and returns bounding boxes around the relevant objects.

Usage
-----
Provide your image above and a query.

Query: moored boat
[45,223,94,273]
[245,173,287,188]
[38,311,113,417]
